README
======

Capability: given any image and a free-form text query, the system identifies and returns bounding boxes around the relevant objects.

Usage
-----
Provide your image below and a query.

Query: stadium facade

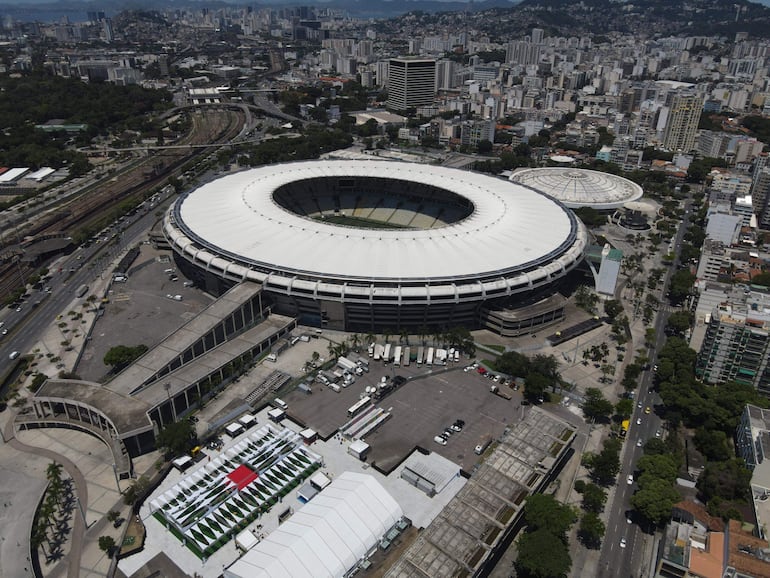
[164,160,588,333]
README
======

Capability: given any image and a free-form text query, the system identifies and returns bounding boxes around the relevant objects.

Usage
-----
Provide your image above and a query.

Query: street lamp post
[164,382,177,423]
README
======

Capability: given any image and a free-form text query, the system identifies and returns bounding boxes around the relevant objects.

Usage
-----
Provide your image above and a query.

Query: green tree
[496,350,531,377]
[98,535,116,556]
[666,310,693,336]
[523,494,577,540]
[631,477,681,526]
[697,459,752,504]
[45,462,65,507]
[123,475,150,506]
[590,438,622,486]
[103,344,148,371]
[577,512,605,549]
[582,388,614,423]
[614,398,634,420]
[603,299,623,321]
[524,372,550,403]
[156,419,197,457]
[581,483,607,514]
[574,285,598,313]
[515,528,572,578]
[636,453,679,484]
[693,428,731,462]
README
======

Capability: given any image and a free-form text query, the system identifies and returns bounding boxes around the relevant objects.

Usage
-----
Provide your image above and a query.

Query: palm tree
[46,462,64,507]
[399,329,409,345]
[365,332,376,348]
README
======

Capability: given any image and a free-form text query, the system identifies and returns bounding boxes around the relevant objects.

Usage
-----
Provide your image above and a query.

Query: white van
[9,351,19,360]
[273,398,288,410]
[266,353,277,362]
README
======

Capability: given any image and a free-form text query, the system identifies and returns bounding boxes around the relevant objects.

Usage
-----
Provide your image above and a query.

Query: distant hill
[503,0,770,38]
[1,0,769,33]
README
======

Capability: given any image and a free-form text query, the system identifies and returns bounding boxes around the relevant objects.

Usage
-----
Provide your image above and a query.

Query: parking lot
[75,246,209,382]
[284,354,526,474]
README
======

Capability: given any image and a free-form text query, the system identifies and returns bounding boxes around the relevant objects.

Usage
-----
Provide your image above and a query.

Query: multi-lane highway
[0,191,174,377]
[599,195,694,578]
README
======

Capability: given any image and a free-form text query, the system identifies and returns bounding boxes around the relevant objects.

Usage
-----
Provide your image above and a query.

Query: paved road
[0,192,173,373]
[599,195,694,577]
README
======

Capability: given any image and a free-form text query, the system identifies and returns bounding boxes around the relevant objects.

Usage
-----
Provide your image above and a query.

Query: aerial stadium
[164,160,588,333]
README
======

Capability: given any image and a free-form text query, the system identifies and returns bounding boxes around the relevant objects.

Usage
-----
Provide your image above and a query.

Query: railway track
[0,109,244,300]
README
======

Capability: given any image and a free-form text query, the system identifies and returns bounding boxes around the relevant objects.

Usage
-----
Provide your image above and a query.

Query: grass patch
[481,359,497,371]
[482,343,506,353]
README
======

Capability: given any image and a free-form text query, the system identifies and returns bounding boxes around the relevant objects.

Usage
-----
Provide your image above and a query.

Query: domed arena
[509,167,643,210]
[164,160,588,332]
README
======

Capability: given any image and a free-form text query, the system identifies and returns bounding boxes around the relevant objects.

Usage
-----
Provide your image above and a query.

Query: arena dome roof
[164,160,587,323]
[509,167,643,210]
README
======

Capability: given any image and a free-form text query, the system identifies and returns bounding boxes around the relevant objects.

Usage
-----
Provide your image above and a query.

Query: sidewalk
[1,244,159,578]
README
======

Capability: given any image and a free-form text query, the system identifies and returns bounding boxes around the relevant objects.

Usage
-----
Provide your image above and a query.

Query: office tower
[436,59,457,90]
[662,92,701,152]
[386,58,436,112]
[696,302,770,396]
[531,28,544,45]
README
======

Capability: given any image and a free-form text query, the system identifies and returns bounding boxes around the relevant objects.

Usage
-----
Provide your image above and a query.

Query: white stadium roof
[224,472,403,578]
[168,160,585,288]
[509,167,643,210]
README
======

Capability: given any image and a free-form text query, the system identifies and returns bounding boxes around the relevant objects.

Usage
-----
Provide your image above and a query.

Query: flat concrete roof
[106,282,261,397]
[132,313,295,407]
[37,379,153,436]
[385,407,577,577]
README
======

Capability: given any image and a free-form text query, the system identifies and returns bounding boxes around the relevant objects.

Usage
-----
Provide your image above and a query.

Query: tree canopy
[516,494,575,578]
[523,494,578,539]
[156,419,198,457]
[103,344,148,371]
[582,388,614,423]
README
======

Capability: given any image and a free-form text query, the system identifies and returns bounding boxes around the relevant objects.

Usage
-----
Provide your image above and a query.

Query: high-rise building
[696,299,770,396]
[506,40,540,66]
[662,92,702,152]
[751,154,770,227]
[386,58,436,112]
[436,59,457,90]
[531,28,544,45]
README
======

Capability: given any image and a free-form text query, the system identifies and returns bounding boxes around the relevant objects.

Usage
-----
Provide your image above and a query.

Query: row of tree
[514,494,576,578]
[31,462,72,561]
[493,351,560,403]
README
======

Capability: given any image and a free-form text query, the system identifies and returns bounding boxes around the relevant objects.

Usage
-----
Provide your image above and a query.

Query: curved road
[4,413,88,578]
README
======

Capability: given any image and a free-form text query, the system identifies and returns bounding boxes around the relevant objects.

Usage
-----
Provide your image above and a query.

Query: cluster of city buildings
[1,7,769,159]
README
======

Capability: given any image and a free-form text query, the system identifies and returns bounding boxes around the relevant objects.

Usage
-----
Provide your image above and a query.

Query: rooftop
[510,167,643,209]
